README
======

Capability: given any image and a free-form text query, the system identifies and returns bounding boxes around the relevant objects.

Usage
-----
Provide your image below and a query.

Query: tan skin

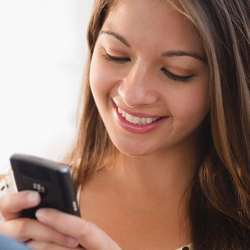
[0,0,209,249]
[86,0,209,248]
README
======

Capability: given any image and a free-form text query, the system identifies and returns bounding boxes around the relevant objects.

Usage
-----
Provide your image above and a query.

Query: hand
[26,241,83,250]
[35,208,122,250]
[0,191,80,248]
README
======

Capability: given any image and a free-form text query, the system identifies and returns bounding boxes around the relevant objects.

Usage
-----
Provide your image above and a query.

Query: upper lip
[112,99,166,118]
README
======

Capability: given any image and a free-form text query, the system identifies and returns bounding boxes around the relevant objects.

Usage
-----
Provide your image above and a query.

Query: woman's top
[176,243,193,250]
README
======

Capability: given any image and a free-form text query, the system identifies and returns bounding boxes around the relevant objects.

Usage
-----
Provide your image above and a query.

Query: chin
[118,148,151,157]
[110,137,160,157]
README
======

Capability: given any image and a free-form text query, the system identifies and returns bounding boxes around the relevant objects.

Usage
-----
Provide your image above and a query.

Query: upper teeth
[117,107,159,125]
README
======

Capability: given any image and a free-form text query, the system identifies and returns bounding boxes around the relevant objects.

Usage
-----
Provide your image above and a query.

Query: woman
[0,0,249,249]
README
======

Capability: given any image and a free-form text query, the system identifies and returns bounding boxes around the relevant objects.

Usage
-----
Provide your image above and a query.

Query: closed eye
[103,52,194,82]
[161,68,194,82]
[103,53,130,64]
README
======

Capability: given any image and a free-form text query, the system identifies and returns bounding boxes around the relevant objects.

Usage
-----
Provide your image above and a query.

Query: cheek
[89,56,112,96]
[167,83,209,125]
[89,51,122,98]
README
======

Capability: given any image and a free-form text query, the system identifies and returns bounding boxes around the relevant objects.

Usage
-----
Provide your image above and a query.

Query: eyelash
[103,53,194,82]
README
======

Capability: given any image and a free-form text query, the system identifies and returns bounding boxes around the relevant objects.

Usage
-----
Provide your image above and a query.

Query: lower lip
[112,102,168,134]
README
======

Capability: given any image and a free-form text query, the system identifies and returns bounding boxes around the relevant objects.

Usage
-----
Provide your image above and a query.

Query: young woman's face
[89,0,209,156]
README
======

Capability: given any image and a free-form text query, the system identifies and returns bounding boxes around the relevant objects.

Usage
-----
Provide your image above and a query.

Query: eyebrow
[100,30,207,63]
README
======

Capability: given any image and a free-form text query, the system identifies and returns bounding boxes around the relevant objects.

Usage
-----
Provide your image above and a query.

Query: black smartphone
[10,153,80,219]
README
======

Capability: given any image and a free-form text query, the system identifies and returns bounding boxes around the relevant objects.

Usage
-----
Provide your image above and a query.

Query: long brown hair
[66,0,250,249]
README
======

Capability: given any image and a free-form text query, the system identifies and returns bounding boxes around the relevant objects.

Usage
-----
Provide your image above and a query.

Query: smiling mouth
[112,98,167,118]
[117,106,163,125]
[111,99,168,133]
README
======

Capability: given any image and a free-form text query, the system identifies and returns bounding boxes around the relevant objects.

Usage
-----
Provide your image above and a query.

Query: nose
[117,60,159,108]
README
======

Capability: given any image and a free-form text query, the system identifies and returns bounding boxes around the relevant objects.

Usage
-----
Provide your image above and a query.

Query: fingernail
[35,209,47,220]
[67,237,79,247]
[27,191,40,204]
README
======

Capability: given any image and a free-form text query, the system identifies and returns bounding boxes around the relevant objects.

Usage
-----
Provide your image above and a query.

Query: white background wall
[0,1,94,173]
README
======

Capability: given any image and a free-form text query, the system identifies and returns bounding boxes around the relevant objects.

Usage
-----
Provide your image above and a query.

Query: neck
[112,133,203,197]
[107,135,202,246]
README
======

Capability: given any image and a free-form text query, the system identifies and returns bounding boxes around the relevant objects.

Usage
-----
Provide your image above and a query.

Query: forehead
[102,0,204,54]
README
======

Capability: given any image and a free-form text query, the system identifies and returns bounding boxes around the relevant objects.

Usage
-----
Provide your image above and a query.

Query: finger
[36,209,121,250]
[26,241,84,250]
[0,191,41,220]
[0,218,79,248]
